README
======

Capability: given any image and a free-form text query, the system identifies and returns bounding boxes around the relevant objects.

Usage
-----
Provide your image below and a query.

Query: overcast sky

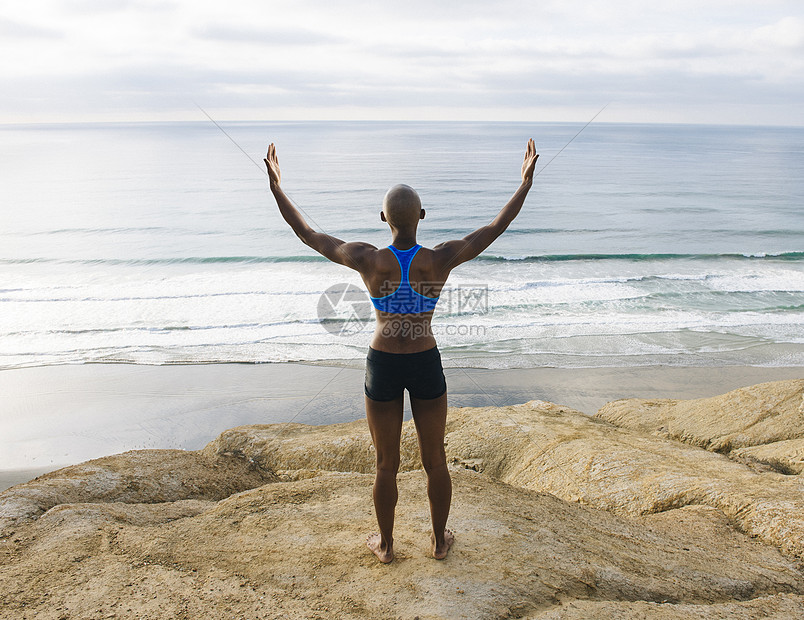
[2,0,803,125]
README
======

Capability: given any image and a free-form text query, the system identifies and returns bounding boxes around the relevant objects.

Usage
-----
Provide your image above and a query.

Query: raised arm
[265,143,374,271]
[433,139,538,272]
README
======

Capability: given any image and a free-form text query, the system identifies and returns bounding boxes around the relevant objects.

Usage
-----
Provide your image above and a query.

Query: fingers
[524,138,536,160]
[524,138,538,160]
[522,139,538,183]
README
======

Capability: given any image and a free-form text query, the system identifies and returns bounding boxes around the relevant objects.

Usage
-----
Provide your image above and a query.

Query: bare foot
[366,533,394,563]
[431,528,454,560]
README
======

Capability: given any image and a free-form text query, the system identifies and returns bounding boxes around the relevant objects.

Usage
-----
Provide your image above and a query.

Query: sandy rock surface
[2,381,804,619]
[528,593,804,619]
[0,449,274,532]
[594,379,804,453]
[443,400,804,560]
[730,437,804,475]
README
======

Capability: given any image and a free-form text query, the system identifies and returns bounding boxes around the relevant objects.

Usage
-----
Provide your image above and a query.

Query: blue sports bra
[369,245,440,314]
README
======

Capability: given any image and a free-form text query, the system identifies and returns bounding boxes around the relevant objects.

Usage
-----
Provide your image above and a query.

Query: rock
[0,449,273,532]
[441,401,804,560]
[594,379,804,453]
[730,438,804,475]
[3,382,804,618]
[202,418,422,474]
[2,470,803,619]
[528,593,804,619]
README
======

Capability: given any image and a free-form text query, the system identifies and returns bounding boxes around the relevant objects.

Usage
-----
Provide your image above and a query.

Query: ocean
[1,120,803,370]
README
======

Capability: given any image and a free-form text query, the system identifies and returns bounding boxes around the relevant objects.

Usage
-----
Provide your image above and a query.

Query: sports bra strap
[369,244,440,314]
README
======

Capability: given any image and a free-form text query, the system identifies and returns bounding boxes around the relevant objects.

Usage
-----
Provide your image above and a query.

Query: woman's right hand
[264,143,282,189]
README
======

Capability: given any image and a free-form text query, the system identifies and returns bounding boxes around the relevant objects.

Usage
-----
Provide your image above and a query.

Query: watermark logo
[439,284,488,314]
[316,283,489,337]
[317,283,373,336]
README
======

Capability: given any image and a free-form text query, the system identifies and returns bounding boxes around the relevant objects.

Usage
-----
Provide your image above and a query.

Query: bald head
[381,184,423,230]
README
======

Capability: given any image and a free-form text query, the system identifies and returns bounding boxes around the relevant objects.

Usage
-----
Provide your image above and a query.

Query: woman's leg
[365,394,404,563]
[410,391,453,559]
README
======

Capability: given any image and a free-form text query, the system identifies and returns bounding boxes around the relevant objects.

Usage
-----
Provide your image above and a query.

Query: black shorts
[364,346,447,401]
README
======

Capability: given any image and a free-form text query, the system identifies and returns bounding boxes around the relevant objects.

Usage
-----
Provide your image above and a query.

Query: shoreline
[1,361,802,491]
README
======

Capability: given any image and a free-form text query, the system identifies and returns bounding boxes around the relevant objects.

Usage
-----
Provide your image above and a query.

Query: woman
[265,139,538,562]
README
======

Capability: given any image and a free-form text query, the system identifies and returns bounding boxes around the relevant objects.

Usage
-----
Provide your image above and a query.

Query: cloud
[56,0,178,15]
[750,16,804,49]
[0,17,62,38]
[0,0,802,124]
[194,24,345,46]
